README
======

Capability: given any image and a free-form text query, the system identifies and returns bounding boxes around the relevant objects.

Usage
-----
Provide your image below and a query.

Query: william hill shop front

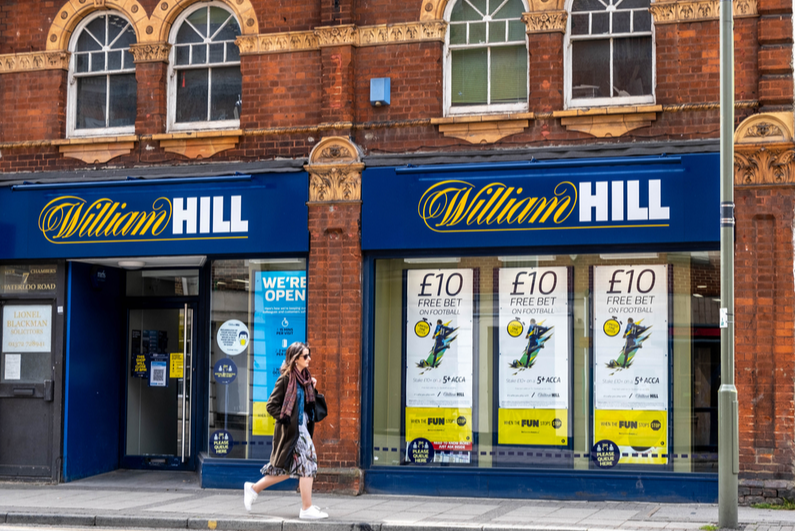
[0,172,310,485]
[360,153,723,502]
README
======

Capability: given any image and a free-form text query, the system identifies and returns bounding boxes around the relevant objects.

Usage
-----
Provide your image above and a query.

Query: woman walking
[243,342,328,520]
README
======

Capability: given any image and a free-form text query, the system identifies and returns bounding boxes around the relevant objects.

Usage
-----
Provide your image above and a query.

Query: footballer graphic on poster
[498,267,569,410]
[405,269,473,409]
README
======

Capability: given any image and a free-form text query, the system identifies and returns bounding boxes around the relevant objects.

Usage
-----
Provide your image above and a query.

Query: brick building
[0,0,792,503]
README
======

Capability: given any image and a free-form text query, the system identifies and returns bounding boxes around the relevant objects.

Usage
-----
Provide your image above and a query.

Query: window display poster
[593,265,668,411]
[405,269,474,409]
[252,270,306,436]
[594,409,668,465]
[498,408,569,446]
[405,407,473,452]
[2,305,52,353]
[498,267,569,411]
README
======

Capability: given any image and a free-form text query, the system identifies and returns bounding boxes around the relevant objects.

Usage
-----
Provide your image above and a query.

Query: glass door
[124,304,194,468]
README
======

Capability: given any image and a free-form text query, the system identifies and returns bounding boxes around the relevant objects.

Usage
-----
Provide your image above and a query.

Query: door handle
[13,388,34,396]
[44,379,54,402]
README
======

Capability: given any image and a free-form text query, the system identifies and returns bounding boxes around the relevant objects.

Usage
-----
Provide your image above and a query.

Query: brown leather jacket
[265,372,315,470]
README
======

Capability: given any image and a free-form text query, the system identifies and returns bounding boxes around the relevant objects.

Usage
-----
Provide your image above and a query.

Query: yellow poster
[169,352,184,379]
[498,408,568,446]
[252,401,275,436]
[594,409,667,464]
[405,407,472,451]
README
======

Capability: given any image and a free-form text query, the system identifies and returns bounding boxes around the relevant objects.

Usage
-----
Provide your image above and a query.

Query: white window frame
[444,0,530,117]
[167,1,242,133]
[66,11,137,138]
[564,0,656,108]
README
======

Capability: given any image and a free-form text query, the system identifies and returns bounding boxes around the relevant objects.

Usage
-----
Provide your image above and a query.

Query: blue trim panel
[364,467,718,503]
[12,175,252,191]
[199,456,297,490]
[395,156,682,174]
[63,262,73,479]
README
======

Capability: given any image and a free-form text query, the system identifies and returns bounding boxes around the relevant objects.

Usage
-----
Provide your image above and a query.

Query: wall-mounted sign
[216,320,249,356]
[170,352,184,379]
[2,305,52,353]
[1,265,58,295]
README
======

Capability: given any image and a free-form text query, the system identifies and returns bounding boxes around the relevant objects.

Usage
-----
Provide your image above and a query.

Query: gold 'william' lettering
[38,196,172,243]
[418,180,577,233]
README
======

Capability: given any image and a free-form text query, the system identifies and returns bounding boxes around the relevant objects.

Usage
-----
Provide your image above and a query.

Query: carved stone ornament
[235,32,319,55]
[734,148,795,185]
[522,11,568,33]
[129,43,171,63]
[649,0,758,24]
[0,51,70,73]
[734,113,794,145]
[309,167,364,202]
[306,136,363,202]
[315,25,359,47]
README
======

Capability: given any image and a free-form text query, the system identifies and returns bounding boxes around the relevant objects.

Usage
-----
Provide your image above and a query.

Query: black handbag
[314,392,328,423]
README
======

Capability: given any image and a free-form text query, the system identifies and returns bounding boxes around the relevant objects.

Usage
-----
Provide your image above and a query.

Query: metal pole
[181,304,188,463]
[719,0,739,524]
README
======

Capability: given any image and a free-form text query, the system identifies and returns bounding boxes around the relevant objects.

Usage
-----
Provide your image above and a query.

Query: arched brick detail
[153,0,259,43]
[46,0,148,51]
[420,0,447,21]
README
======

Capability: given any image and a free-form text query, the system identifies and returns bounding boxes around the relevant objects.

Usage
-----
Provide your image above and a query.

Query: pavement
[1,471,795,531]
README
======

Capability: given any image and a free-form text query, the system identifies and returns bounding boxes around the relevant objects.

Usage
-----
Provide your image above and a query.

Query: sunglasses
[301,350,311,360]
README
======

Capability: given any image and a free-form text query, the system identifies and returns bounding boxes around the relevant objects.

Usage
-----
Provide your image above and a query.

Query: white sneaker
[299,505,328,520]
[243,482,258,511]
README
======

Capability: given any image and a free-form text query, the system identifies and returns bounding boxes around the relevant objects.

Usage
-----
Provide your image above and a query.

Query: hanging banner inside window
[252,270,306,436]
[405,268,474,409]
[2,305,52,353]
[593,264,669,464]
[498,267,569,409]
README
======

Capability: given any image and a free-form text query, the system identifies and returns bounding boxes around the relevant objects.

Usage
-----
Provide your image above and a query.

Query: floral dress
[261,385,318,478]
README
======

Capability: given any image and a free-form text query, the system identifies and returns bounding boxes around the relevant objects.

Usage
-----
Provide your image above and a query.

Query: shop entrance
[123,302,196,469]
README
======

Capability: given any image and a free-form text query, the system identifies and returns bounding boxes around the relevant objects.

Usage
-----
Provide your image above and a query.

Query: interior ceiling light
[118,260,146,269]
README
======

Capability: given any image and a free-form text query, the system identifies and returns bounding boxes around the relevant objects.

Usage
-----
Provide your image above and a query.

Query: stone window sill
[553,105,663,138]
[53,135,138,164]
[152,130,242,159]
[431,113,534,144]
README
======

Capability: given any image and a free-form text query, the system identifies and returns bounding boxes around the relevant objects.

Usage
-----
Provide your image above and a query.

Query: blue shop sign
[0,174,308,259]
[362,154,719,251]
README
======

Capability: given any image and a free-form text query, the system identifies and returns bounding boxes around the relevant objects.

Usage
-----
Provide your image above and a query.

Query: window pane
[176,45,191,66]
[210,66,242,121]
[193,43,208,65]
[77,30,101,52]
[571,13,590,35]
[613,36,652,96]
[187,7,208,37]
[488,21,508,43]
[571,39,609,99]
[227,42,241,62]
[177,21,204,44]
[450,23,468,44]
[451,48,487,105]
[613,10,631,33]
[493,0,525,18]
[86,17,106,46]
[109,73,137,127]
[176,69,209,123]
[618,0,650,9]
[592,12,609,33]
[76,76,107,129]
[209,7,231,37]
[468,0,488,15]
[451,0,483,21]
[572,0,605,11]
[213,18,241,43]
[210,43,225,63]
[76,53,89,73]
[112,24,136,50]
[107,15,125,44]
[491,45,526,104]
[91,52,105,72]
[508,20,526,41]
[123,50,134,69]
[634,10,651,31]
[108,50,122,71]
[470,22,487,44]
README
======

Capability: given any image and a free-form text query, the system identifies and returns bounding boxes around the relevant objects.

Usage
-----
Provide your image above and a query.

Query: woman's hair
[280,341,309,375]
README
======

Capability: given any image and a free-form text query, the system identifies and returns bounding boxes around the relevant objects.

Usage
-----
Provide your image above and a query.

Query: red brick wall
[321,46,356,123]
[256,0,320,32]
[0,1,11,55]
[735,186,795,480]
[322,0,354,26]
[528,33,564,112]
[353,0,419,26]
[135,62,167,136]
[0,70,66,142]
[240,52,323,130]
[307,200,363,492]
[354,43,443,123]
[757,14,794,109]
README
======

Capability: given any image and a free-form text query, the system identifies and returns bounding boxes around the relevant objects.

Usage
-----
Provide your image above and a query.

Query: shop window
[566,0,654,107]
[168,3,242,131]
[445,0,529,116]
[209,259,307,459]
[67,12,137,137]
[371,252,720,473]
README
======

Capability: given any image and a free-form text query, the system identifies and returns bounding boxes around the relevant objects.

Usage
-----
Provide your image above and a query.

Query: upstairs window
[168,3,242,131]
[567,0,654,107]
[68,13,137,137]
[445,0,529,115]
